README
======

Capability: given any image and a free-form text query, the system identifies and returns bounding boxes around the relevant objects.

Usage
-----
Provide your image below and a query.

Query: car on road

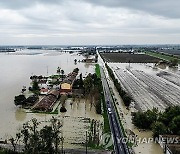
[108,107,112,114]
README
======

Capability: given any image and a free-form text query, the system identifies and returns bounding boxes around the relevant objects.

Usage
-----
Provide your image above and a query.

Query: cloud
[0,0,180,45]
[0,0,180,18]
[83,0,180,19]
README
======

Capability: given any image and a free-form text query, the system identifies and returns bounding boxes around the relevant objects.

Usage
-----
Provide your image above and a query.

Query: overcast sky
[0,0,180,45]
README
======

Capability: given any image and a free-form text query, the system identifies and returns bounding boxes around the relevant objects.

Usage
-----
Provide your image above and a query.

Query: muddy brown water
[106,63,180,154]
[97,52,173,154]
[0,50,102,149]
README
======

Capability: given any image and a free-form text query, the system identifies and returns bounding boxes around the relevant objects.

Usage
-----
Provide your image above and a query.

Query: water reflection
[15,108,27,121]
[84,63,91,69]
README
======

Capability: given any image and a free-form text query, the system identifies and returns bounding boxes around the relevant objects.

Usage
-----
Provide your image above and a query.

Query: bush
[132,108,158,129]
[123,94,131,107]
[151,121,167,138]
[14,95,26,106]
[60,106,67,112]
[132,106,180,137]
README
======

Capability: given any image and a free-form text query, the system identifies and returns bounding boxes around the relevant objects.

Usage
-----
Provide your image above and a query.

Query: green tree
[61,69,65,81]
[79,73,84,88]
[159,106,180,126]
[73,68,79,73]
[60,95,67,112]
[32,81,40,92]
[84,74,93,95]
[170,58,178,67]
[18,118,62,154]
[14,95,26,106]
[169,115,180,135]
[122,94,131,107]
[74,59,77,64]
[151,121,167,138]
[57,67,61,74]
[132,108,158,129]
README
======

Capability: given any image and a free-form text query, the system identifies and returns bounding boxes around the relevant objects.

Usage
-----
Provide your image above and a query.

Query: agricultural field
[109,63,180,112]
[157,49,180,56]
[100,53,161,63]
[157,71,180,87]
[146,51,180,63]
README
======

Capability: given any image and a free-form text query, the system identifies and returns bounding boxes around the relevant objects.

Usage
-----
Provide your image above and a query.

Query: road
[100,66,129,154]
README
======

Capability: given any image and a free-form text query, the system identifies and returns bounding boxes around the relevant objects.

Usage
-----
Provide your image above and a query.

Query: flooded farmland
[106,62,180,154]
[97,50,180,154]
[109,63,180,112]
[0,50,103,149]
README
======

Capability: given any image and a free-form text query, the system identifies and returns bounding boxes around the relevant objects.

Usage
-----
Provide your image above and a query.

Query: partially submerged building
[33,90,59,111]
[60,71,78,95]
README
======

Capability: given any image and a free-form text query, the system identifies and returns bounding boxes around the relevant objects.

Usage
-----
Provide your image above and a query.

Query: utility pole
[47,66,48,76]
[86,131,88,154]
[61,136,64,154]
[128,60,131,68]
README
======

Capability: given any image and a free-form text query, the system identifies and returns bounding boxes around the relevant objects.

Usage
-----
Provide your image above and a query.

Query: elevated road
[100,66,129,154]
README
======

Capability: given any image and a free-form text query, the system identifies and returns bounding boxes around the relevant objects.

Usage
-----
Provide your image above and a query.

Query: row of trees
[72,66,103,115]
[105,64,132,107]
[83,73,102,114]
[88,119,101,148]
[132,106,180,137]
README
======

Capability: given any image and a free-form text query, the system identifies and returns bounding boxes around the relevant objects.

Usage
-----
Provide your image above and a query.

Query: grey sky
[0,0,180,45]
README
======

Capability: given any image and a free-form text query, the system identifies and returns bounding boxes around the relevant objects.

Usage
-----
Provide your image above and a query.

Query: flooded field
[0,50,102,148]
[61,99,103,148]
[109,63,180,111]
[96,49,180,154]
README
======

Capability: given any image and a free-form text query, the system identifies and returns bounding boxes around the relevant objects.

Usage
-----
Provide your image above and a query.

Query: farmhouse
[33,90,59,111]
[60,71,78,94]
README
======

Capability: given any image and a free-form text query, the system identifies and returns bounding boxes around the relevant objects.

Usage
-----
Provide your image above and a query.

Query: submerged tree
[57,67,61,75]
[9,117,63,154]
[31,80,40,95]
[151,121,167,138]
[14,95,26,106]
[170,58,178,67]
[73,68,79,73]
[61,69,65,81]
[60,95,67,112]
[74,59,77,64]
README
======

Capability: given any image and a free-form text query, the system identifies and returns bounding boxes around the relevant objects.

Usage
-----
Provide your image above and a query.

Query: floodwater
[108,63,180,76]
[96,51,168,154]
[60,99,103,149]
[0,50,101,147]
[106,62,180,154]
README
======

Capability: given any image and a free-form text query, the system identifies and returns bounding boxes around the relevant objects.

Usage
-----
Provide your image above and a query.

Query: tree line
[105,63,132,107]
[132,106,180,137]
[83,73,102,114]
